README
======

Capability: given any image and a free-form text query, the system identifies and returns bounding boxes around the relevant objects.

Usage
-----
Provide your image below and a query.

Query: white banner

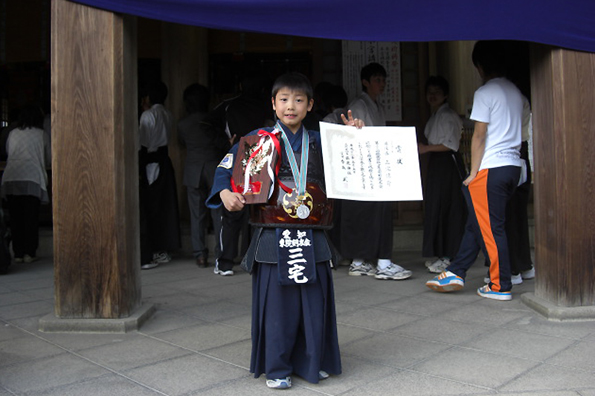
[320,122,423,201]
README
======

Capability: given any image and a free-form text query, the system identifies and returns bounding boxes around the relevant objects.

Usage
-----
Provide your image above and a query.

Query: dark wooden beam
[530,44,595,307]
[51,0,140,318]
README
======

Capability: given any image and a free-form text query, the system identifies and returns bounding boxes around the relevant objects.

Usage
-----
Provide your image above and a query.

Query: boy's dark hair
[17,105,44,130]
[146,80,169,105]
[323,84,348,110]
[360,62,387,91]
[183,83,210,114]
[271,72,313,100]
[425,76,450,97]
[472,40,508,78]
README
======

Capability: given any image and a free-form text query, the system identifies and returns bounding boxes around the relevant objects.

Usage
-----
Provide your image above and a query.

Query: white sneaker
[266,377,291,389]
[375,263,412,280]
[521,267,535,279]
[214,263,234,276]
[427,258,450,274]
[424,260,434,268]
[348,262,376,276]
[152,252,171,263]
[141,262,159,270]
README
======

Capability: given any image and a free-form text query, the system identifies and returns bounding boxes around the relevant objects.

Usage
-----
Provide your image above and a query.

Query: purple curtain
[72,0,595,52]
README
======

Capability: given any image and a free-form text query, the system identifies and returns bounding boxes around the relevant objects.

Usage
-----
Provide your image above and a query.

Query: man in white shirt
[426,41,523,300]
[138,81,181,269]
[340,63,412,281]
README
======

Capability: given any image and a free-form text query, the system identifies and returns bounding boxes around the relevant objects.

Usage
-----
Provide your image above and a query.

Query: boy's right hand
[220,189,246,211]
[341,110,365,129]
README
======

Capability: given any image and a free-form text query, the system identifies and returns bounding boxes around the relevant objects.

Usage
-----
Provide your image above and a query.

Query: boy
[425,41,523,301]
[340,62,412,280]
[207,72,341,389]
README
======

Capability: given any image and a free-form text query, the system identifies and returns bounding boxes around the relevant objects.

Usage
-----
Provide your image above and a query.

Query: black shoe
[195,257,208,268]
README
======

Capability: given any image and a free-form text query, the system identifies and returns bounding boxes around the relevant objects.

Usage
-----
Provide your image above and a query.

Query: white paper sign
[342,41,402,122]
[320,122,423,201]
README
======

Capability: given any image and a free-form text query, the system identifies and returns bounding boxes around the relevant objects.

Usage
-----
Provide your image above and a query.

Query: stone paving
[1,250,594,395]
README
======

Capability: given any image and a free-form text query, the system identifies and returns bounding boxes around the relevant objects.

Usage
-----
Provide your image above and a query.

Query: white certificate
[319,122,423,201]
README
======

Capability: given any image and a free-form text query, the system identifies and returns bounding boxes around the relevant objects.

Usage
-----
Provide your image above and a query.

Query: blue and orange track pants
[447,166,520,292]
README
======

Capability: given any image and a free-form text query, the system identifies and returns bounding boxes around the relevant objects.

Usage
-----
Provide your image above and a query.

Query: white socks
[377,259,391,270]
[352,259,392,270]
[351,259,364,266]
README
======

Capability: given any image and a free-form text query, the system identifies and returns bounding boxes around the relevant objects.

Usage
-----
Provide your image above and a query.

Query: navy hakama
[250,260,341,383]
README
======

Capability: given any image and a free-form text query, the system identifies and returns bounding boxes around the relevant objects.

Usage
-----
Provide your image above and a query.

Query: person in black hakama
[138,81,181,269]
[418,76,467,274]
[340,63,413,280]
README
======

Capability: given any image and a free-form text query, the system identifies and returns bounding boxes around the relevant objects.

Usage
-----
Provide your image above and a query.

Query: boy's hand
[463,171,477,186]
[341,110,365,129]
[220,189,246,211]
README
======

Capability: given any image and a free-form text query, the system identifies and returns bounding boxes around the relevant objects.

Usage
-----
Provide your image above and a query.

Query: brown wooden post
[523,44,595,319]
[50,0,141,319]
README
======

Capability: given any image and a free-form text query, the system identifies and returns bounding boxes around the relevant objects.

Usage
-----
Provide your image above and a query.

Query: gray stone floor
[1,250,594,395]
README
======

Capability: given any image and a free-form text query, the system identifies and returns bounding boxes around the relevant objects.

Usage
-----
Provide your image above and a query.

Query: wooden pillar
[51,0,140,318]
[525,45,595,316]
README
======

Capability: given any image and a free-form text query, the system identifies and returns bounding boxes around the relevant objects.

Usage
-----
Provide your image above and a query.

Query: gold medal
[283,189,314,219]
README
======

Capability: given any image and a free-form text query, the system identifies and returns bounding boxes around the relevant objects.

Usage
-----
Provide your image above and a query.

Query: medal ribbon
[276,121,309,195]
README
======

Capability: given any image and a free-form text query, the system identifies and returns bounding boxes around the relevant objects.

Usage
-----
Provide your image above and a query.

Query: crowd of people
[0,40,534,389]
[143,40,531,389]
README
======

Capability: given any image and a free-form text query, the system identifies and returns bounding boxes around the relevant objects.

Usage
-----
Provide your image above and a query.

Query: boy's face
[363,74,386,100]
[272,88,314,133]
[426,86,447,109]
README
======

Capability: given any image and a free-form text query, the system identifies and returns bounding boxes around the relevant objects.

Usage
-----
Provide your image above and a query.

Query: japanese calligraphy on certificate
[319,122,423,201]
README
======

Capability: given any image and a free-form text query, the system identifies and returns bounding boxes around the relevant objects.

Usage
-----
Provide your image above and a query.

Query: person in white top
[339,63,412,281]
[426,41,523,301]
[1,105,51,263]
[138,81,180,269]
[499,95,535,284]
[418,76,467,274]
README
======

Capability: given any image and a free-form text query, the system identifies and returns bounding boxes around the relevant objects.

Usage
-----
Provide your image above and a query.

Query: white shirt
[348,92,386,126]
[470,77,523,170]
[139,104,173,152]
[2,127,51,201]
[424,103,462,151]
